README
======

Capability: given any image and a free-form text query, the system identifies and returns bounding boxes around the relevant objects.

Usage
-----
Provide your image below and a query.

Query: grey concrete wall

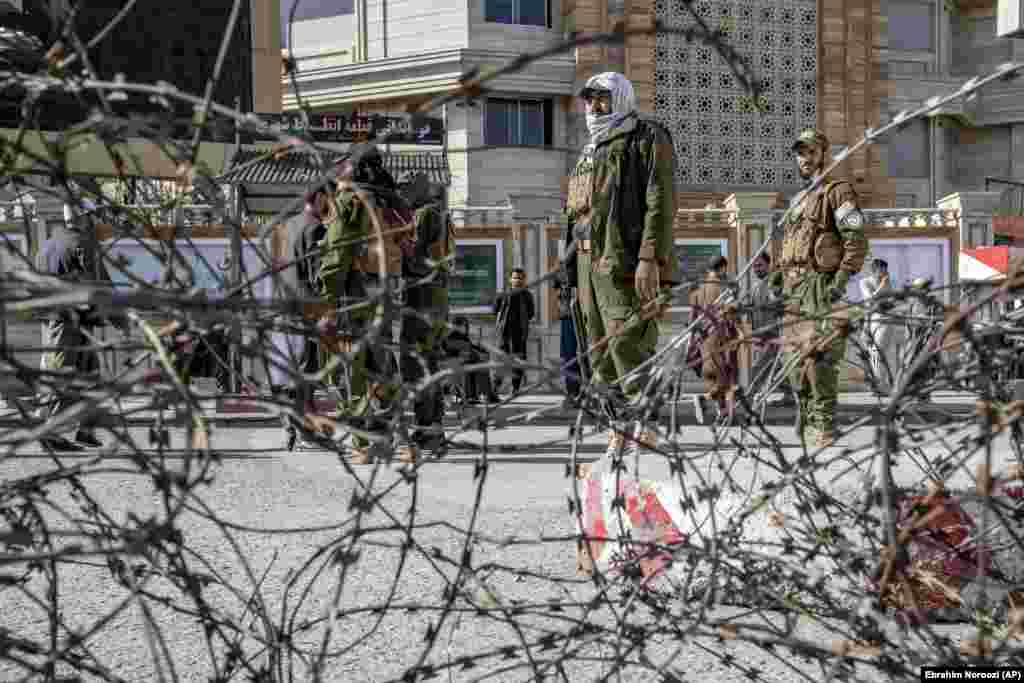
[951,124,1012,191]
[950,14,1014,78]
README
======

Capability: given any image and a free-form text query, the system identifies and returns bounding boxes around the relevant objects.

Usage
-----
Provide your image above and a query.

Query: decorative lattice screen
[653,0,818,190]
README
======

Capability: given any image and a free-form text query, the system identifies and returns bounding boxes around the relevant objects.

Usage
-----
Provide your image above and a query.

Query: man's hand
[828,271,850,303]
[636,259,659,303]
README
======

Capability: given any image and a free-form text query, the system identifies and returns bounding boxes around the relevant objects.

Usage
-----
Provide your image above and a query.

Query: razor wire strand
[0,6,1022,683]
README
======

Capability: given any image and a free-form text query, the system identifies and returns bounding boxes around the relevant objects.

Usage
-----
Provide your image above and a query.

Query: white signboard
[846,238,950,305]
[103,238,272,299]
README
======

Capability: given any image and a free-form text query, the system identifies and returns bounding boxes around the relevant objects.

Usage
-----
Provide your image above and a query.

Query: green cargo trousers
[576,253,659,400]
[322,270,397,451]
[340,277,448,450]
[782,270,848,439]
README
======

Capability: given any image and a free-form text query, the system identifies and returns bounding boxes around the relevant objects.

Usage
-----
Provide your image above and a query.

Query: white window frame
[451,238,505,314]
[483,97,546,147]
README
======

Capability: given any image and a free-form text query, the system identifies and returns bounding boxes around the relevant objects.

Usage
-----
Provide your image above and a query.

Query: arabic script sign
[247,112,444,144]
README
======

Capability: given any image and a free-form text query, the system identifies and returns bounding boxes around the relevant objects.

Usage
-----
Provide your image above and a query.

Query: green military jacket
[778,178,869,277]
[564,115,677,282]
[403,202,448,281]
[318,190,370,301]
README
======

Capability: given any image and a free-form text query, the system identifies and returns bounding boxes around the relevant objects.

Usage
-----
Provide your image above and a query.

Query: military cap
[791,128,830,152]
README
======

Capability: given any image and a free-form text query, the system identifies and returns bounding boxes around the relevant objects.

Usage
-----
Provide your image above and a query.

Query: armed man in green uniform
[768,129,869,448]
[392,171,451,460]
[318,143,406,465]
[564,72,677,458]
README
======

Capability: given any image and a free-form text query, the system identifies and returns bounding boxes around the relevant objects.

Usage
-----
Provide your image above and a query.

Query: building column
[932,117,953,204]
[937,190,1002,249]
[722,191,785,271]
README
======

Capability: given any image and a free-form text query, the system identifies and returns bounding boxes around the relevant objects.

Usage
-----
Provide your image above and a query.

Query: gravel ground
[0,429,1010,682]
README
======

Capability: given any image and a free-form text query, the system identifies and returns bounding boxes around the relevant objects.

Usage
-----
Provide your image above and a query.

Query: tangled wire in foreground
[3,3,1024,682]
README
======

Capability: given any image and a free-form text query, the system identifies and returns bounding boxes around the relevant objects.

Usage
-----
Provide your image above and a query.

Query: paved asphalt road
[0,392,1009,681]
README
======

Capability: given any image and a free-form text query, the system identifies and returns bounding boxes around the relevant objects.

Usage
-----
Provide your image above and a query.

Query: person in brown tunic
[687,256,740,423]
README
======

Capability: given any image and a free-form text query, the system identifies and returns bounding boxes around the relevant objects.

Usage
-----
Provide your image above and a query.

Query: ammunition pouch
[812,231,843,272]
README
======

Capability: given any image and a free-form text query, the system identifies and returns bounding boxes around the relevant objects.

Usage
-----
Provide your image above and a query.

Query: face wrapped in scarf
[579,72,637,147]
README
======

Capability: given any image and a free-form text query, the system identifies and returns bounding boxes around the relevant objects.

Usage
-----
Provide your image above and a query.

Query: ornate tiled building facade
[652,0,819,191]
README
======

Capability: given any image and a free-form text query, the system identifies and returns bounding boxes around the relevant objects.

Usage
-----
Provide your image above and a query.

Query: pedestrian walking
[563,71,677,458]
[687,256,740,423]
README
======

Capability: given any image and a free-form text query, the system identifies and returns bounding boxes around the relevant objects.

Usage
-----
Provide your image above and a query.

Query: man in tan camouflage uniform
[768,129,869,448]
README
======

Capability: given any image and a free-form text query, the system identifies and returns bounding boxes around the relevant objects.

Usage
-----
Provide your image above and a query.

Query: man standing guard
[393,171,451,456]
[768,129,869,448]
[563,71,677,457]
[318,143,408,465]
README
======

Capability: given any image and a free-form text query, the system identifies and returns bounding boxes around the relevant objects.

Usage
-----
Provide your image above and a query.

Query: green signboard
[451,242,500,309]
[674,241,725,286]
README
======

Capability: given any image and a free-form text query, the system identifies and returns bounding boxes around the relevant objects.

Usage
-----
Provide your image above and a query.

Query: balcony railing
[449,205,516,226]
[674,207,963,229]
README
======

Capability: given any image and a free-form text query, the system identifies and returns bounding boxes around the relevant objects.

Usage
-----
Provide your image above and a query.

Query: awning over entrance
[222,147,451,215]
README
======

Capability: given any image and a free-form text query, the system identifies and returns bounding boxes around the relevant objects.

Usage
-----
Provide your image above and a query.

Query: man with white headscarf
[563,72,677,460]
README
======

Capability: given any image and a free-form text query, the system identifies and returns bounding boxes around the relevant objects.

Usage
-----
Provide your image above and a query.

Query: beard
[798,164,819,179]
[797,153,823,180]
